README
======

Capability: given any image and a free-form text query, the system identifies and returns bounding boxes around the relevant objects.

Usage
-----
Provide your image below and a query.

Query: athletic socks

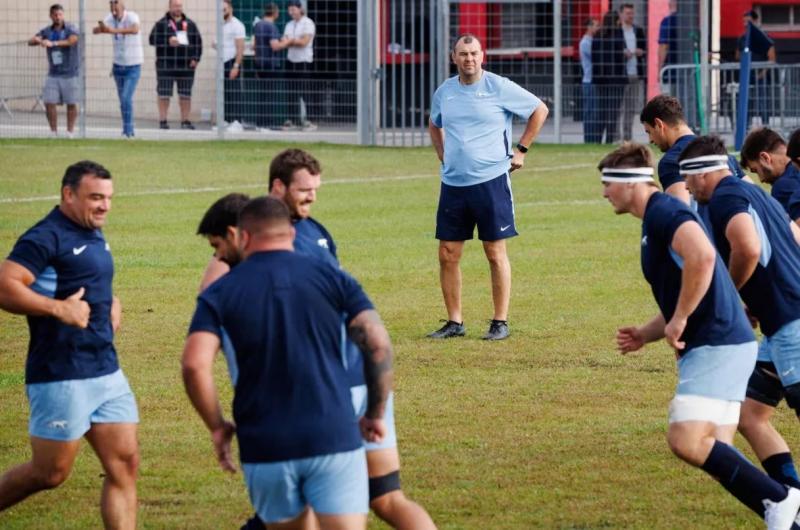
[701,440,787,517]
[763,452,800,489]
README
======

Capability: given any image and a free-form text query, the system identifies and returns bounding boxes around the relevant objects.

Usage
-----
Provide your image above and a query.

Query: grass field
[0,138,797,529]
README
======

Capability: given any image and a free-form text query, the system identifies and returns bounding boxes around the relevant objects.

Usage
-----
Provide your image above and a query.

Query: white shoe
[49,130,58,138]
[65,131,74,139]
[764,487,800,530]
[301,121,317,132]
[226,120,244,133]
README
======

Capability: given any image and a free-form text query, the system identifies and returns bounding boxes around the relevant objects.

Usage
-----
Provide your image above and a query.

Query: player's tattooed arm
[348,309,394,419]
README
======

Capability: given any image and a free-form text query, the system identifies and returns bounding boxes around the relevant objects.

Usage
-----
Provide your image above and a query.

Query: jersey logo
[72,245,87,255]
[641,235,648,246]
[446,95,456,101]
[48,420,68,430]
[476,91,493,98]
[500,225,511,232]
[317,238,329,249]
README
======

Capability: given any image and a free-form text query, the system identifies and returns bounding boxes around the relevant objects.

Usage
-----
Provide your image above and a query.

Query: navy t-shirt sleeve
[336,268,375,325]
[709,191,750,231]
[658,156,682,190]
[188,295,223,337]
[788,189,800,221]
[65,23,79,38]
[7,227,56,277]
[658,16,673,44]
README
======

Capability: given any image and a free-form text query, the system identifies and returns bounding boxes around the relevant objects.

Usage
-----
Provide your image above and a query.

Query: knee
[737,408,767,438]
[667,431,705,466]
[370,490,404,521]
[33,465,72,490]
[115,448,140,481]
[438,245,461,265]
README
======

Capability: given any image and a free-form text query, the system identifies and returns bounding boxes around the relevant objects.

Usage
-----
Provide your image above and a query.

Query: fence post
[79,0,86,138]
[357,0,373,145]
[699,0,709,135]
[552,0,562,143]
[215,0,225,139]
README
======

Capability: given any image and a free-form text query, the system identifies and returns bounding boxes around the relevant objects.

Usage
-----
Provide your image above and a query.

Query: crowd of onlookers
[29,0,318,138]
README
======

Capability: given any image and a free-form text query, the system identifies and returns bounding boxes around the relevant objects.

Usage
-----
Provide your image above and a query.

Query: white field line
[0,163,595,204]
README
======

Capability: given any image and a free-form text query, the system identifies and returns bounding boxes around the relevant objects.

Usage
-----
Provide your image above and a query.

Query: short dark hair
[268,149,321,190]
[787,128,800,164]
[640,95,685,127]
[61,160,111,191]
[619,3,634,11]
[740,127,786,165]
[452,33,483,53]
[745,10,759,21]
[50,3,64,13]
[263,3,279,17]
[597,142,654,171]
[585,18,597,28]
[678,135,728,163]
[197,193,250,237]
[238,196,292,235]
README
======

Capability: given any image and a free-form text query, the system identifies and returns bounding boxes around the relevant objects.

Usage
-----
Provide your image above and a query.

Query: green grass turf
[0,139,797,529]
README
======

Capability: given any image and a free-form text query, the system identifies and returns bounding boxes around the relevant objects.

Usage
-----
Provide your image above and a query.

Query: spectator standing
[253,3,284,128]
[658,0,678,92]
[580,19,599,143]
[29,4,79,138]
[93,0,143,138]
[276,0,317,130]
[592,10,625,144]
[149,0,202,130]
[220,0,246,131]
[736,10,776,126]
[619,3,646,141]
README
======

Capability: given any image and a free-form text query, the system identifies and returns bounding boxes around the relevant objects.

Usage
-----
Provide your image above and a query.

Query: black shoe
[240,514,263,530]
[427,320,465,339]
[159,120,169,129]
[483,320,510,340]
[181,120,195,130]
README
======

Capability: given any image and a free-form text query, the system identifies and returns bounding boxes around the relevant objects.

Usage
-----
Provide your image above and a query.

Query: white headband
[601,167,655,183]
[679,155,730,176]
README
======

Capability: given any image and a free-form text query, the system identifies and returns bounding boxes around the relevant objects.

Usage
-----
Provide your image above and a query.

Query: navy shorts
[435,173,517,242]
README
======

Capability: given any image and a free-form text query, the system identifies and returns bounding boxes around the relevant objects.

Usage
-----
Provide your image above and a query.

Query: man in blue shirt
[737,11,776,127]
[740,128,800,222]
[600,142,800,528]
[197,149,436,530]
[681,135,800,495]
[789,128,800,171]
[28,4,80,137]
[640,95,748,205]
[657,0,678,82]
[183,196,394,530]
[580,19,599,144]
[428,33,549,340]
[0,161,139,527]
[253,3,283,128]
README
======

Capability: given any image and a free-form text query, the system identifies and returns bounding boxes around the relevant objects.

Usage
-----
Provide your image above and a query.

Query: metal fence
[1,0,799,145]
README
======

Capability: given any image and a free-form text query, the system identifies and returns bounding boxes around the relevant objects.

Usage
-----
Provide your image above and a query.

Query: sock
[762,453,800,489]
[240,515,263,530]
[701,440,787,516]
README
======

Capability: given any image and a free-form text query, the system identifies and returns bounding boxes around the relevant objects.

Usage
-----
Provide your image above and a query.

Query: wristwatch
[516,143,529,153]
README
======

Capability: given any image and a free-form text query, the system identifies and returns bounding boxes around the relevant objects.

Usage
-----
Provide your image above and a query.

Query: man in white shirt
[275,0,316,130]
[94,0,143,138]
[619,3,645,141]
[221,0,246,130]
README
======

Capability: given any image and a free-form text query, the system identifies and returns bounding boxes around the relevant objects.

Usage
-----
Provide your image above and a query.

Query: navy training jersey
[641,193,754,353]
[189,250,374,463]
[770,162,800,220]
[658,134,745,191]
[7,207,118,384]
[706,177,800,337]
[295,218,365,388]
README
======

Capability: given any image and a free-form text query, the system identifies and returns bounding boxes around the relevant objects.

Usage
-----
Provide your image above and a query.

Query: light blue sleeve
[499,78,542,121]
[430,86,443,128]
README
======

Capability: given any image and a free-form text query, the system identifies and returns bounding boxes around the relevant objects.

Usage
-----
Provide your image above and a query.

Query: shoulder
[127,11,141,23]
[65,23,79,33]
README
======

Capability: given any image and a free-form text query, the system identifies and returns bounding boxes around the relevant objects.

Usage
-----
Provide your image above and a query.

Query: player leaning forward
[427,33,548,340]
[0,161,139,529]
[600,143,800,529]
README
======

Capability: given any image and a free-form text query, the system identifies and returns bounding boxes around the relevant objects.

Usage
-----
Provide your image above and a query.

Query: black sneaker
[427,320,465,339]
[181,120,195,130]
[159,120,169,130]
[483,320,510,340]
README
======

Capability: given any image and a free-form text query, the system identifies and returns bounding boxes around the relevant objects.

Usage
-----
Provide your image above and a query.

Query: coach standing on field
[427,33,548,341]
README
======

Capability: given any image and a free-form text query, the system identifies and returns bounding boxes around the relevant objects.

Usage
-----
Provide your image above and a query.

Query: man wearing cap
[427,33,549,341]
[274,0,317,130]
[600,141,800,528]
[680,135,800,497]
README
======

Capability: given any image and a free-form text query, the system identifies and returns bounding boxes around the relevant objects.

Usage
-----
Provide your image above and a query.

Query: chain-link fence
[1,0,799,145]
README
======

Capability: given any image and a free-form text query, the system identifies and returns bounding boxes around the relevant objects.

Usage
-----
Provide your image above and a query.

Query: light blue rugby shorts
[26,369,139,441]
[676,341,758,401]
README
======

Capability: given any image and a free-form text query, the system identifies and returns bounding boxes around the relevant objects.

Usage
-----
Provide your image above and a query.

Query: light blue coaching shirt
[430,71,542,187]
